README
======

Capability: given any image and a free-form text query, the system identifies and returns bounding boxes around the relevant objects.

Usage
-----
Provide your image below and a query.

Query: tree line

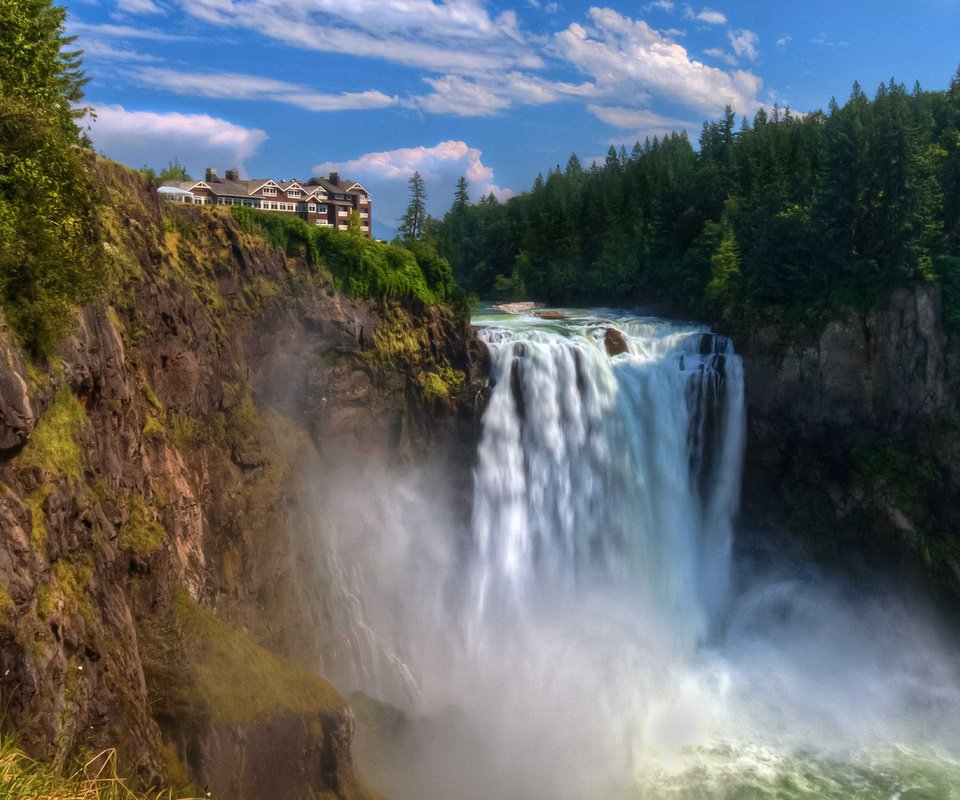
[431,71,960,330]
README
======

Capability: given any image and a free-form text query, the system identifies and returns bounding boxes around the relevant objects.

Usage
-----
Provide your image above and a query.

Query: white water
[293,308,960,800]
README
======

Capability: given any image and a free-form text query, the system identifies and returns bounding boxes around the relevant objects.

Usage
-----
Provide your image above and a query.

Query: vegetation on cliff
[436,70,960,331]
[230,205,461,306]
[0,0,106,355]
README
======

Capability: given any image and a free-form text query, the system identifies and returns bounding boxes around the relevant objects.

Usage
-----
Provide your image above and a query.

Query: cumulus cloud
[314,141,512,225]
[173,0,541,74]
[551,7,761,115]
[644,1,674,10]
[703,46,736,66]
[136,68,396,112]
[88,104,267,174]
[728,29,759,61]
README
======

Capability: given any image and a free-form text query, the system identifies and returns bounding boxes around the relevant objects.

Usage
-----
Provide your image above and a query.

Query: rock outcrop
[0,160,477,797]
[740,282,960,593]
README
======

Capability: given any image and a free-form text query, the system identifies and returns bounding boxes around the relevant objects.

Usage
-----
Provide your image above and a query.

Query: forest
[434,71,960,331]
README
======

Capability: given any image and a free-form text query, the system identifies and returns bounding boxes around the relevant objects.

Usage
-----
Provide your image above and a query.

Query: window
[262,186,277,196]
[288,190,301,198]
[316,204,327,212]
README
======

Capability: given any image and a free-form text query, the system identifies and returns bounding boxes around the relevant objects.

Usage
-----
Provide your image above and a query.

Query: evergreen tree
[453,175,470,210]
[0,0,105,353]
[398,171,427,241]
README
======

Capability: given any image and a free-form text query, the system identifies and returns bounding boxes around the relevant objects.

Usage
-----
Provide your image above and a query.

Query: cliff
[0,160,476,797]
[741,282,960,593]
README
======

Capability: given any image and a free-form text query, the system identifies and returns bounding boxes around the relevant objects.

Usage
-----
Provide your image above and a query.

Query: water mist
[292,308,960,800]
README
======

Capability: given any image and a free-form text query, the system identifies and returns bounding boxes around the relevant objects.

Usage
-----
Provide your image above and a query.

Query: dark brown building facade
[161,168,372,237]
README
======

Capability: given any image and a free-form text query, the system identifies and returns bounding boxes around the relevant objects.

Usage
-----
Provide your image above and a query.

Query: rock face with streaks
[0,160,479,798]
[740,282,960,593]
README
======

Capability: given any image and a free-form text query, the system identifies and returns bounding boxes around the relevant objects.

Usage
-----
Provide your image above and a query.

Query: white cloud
[88,104,268,175]
[683,5,727,25]
[412,71,595,117]
[587,104,695,132]
[174,0,541,74]
[776,34,791,47]
[728,29,759,61]
[116,0,163,14]
[136,68,396,112]
[703,47,737,66]
[80,39,162,61]
[69,20,189,40]
[314,141,512,223]
[545,2,559,12]
[644,1,674,10]
[551,7,761,115]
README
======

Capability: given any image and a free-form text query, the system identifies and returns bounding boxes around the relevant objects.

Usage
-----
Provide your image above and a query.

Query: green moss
[140,381,164,414]
[142,414,164,440]
[25,485,50,550]
[41,558,95,628]
[169,412,211,449]
[170,589,344,724]
[423,364,465,402]
[0,586,15,627]
[118,494,165,557]
[372,308,426,365]
[15,388,87,479]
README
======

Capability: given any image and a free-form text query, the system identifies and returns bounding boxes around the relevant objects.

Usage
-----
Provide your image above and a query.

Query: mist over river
[298,307,960,800]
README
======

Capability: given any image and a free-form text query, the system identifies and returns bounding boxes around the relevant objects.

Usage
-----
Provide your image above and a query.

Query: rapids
[297,307,960,800]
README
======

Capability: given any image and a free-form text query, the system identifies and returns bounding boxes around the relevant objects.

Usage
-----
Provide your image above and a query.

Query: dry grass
[0,737,199,800]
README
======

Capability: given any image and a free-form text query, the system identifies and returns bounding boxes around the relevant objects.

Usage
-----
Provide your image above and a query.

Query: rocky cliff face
[0,161,477,797]
[741,282,960,593]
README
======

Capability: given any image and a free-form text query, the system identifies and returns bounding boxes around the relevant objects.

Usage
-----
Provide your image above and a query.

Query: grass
[15,388,87,480]
[168,589,345,724]
[118,494,166,557]
[0,735,195,800]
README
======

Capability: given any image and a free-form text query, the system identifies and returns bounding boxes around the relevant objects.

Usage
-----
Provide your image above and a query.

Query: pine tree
[398,171,427,241]
[453,175,470,210]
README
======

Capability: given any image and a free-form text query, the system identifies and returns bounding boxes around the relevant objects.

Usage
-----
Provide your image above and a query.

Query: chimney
[329,172,340,186]
[204,167,219,182]
[225,168,239,182]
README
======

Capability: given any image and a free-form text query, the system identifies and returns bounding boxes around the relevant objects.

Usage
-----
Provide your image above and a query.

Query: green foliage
[157,158,190,183]
[15,388,86,479]
[854,438,941,521]
[0,0,107,354]
[119,493,165,557]
[437,70,960,326]
[230,206,447,303]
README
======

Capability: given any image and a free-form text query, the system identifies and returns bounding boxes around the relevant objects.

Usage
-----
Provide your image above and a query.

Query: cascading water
[295,307,960,800]
[470,312,744,647]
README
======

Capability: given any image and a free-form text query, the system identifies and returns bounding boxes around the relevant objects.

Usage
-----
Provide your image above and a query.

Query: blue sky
[69,0,960,237]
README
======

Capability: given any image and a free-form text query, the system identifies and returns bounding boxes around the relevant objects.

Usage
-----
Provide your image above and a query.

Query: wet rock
[0,313,35,456]
[604,328,629,356]
[533,310,566,320]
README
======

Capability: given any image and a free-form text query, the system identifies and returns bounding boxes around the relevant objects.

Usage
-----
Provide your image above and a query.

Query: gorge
[2,160,960,798]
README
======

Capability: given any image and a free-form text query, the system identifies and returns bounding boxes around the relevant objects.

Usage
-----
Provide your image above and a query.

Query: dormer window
[288,189,301,198]
[262,187,277,196]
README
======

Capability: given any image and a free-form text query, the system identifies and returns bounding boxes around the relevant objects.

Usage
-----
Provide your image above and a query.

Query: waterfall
[471,312,745,645]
